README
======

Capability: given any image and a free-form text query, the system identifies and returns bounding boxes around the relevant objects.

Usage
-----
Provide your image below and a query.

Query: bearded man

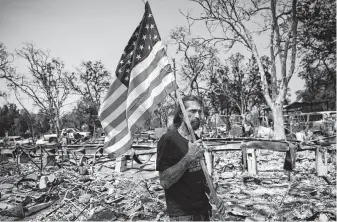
[156,95,225,221]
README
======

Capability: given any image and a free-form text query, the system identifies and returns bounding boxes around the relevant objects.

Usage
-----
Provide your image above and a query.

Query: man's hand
[215,197,226,215]
[209,194,225,215]
[186,139,205,160]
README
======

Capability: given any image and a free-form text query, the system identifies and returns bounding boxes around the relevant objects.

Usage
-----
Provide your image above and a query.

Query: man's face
[184,100,203,130]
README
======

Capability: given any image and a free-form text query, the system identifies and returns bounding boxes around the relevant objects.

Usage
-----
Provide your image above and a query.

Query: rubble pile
[0,159,168,221]
[0,141,336,221]
[210,148,336,221]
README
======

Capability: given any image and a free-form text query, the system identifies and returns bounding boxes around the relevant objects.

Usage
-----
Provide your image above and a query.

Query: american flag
[98,2,177,158]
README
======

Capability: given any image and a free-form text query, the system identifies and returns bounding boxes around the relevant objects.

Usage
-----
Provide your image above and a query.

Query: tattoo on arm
[159,155,192,189]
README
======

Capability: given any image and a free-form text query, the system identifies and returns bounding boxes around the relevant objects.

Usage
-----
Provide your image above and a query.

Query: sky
[0,0,304,113]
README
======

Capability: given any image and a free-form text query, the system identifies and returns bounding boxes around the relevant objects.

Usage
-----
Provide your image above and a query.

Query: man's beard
[190,119,200,130]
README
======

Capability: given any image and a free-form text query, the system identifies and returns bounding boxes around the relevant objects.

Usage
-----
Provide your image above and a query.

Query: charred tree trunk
[55,116,61,139]
[271,103,286,139]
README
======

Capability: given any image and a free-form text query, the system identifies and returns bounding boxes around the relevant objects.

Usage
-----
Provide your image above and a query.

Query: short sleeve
[156,133,181,172]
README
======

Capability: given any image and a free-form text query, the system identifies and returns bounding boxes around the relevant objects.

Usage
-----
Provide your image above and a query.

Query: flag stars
[114,7,161,85]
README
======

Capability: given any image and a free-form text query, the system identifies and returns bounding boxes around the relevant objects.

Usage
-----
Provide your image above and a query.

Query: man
[156,95,225,221]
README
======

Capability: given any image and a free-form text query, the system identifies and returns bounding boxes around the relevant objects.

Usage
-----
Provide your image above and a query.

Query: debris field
[0,141,336,221]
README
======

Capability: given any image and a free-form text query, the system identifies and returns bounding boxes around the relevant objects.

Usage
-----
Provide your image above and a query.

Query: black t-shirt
[156,128,211,217]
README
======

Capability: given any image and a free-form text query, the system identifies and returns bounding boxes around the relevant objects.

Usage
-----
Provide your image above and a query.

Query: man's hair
[172,95,203,128]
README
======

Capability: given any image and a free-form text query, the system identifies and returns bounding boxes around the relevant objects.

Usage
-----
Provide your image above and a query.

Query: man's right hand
[187,139,205,160]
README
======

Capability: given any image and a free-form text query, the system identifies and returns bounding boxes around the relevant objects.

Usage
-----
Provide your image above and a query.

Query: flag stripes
[128,49,168,94]
[104,79,176,156]
[98,2,177,158]
[127,59,170,110]
[128,64,172,116]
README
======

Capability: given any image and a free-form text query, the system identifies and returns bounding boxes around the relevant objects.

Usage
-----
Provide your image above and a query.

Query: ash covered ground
[0,145,336,221]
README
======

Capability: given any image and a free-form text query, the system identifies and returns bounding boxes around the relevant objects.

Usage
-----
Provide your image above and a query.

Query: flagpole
[172,58,177,100]
[175,92,218,202]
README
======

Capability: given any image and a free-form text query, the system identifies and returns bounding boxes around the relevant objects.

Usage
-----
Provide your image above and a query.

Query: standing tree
[73,98,100,132]
[0,104,20,136]
[169,26,221,97]
[66,61,111,131]
[34,110,51,136]
[296,0,336,109]
[6,43,70,137]
[186,0,299,139]
[66,61,111,114]
[210,53,266,116]
[153,96,176,128]
[12,90,39,141]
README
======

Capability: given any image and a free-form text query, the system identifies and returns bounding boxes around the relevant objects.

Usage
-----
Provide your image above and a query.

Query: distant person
[156,95,225,221]
[243,121,253,137]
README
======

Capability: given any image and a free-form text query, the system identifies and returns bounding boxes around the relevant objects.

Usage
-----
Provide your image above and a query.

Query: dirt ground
[0,144,336,221]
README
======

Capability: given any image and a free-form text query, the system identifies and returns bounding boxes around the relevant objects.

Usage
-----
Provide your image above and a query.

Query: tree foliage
[59,97,102,133]
[66,61,111,114]
[209,53,267,115]
[153,96,176,128]
[296,0,336,109]
[0,104,49,137]
[73,97,100,132]
[0,104,19,137]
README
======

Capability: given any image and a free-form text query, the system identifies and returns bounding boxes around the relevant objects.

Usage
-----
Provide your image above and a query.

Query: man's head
[173,95,203,130]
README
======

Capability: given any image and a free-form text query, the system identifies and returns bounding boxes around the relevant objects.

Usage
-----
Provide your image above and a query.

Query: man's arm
[159,154,193,189]
[159,139,204,189]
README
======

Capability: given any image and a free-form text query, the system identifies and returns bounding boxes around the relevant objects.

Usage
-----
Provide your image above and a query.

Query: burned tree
[169,26,221,97]
[186,0,299,139]
[0,42,14,78]
[6,43,70,137]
